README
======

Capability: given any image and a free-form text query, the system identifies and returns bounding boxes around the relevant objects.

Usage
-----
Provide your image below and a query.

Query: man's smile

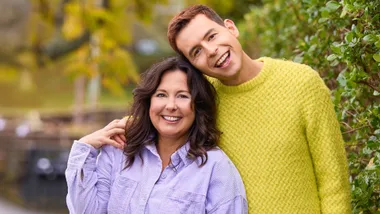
[215,51,230,68]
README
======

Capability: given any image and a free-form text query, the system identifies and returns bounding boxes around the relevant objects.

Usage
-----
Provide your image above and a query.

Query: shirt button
[161,173,167,179]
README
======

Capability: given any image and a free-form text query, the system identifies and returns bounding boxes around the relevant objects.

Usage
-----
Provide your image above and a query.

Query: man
[166,4,351,213]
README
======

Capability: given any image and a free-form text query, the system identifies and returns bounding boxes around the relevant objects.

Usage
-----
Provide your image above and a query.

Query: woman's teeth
[163,116,180,121]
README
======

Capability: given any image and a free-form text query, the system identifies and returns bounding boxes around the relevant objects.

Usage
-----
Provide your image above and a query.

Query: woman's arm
[65,120,125,214]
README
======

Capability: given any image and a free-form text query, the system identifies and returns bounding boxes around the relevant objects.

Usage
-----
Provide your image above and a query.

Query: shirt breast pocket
[160,188,206,214]
[108,176,138,214]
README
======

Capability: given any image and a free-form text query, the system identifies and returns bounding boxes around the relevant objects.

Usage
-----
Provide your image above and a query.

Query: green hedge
[239,0,379,212]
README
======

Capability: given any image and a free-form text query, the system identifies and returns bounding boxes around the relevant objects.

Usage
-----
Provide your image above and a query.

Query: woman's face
[149,69,195,141]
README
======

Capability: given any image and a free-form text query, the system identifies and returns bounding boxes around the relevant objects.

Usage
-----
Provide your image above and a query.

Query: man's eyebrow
[188,28,215,57]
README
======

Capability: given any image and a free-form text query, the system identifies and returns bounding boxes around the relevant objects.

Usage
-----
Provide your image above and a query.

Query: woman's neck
[156,135,187,170]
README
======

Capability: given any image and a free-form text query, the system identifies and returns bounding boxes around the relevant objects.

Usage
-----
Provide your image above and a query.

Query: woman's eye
[156,93,166,97]
[178,94,190,99]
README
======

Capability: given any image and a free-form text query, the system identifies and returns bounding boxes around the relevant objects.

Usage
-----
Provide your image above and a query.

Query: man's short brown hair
[167,5,224,55]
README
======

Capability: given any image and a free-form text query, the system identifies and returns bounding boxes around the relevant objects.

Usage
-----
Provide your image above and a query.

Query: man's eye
[194,48,201,57]
[208,33,217,41]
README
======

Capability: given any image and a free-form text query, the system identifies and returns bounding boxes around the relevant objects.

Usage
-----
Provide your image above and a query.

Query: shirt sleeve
[205,154,248,214]
[303,72,351,213]
[65,141,116,214]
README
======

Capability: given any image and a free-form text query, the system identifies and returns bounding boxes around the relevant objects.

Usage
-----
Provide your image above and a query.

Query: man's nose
[204,44,218,58]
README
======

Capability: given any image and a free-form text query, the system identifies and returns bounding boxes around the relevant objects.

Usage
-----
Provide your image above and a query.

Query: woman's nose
[165,98,178,111]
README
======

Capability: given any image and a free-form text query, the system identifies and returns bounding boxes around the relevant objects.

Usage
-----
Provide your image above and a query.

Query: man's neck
[221,52,263,86]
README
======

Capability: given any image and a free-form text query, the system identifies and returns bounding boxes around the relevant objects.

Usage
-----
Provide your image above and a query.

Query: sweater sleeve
[303,72,351,213]
[65,141,115,214]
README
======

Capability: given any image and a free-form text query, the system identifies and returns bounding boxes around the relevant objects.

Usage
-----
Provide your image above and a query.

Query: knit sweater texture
[211,57,351,213]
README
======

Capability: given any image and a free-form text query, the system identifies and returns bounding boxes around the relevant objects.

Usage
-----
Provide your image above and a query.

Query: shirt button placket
[161,172,167,179]
[139,195,146,213]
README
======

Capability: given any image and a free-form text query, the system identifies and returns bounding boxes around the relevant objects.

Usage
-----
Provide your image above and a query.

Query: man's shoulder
[261,57,316,75]
[260,57,322,84]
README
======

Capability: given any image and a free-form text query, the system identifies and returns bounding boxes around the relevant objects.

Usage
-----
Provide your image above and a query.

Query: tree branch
[342,125,369,134]
[42,31,90,60]
[357,80,380,92]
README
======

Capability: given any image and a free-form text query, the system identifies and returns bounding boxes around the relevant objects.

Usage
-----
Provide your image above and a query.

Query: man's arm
[303,71,351,213]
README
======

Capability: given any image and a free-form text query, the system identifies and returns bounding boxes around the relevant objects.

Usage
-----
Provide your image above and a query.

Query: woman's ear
[224,19,239,37]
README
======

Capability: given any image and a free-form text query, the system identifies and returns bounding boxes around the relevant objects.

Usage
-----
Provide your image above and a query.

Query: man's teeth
[163,116,180,121]
[216,52,228,67]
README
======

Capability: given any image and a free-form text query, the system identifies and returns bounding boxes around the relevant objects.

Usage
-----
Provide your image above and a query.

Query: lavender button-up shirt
[66,141,247,214]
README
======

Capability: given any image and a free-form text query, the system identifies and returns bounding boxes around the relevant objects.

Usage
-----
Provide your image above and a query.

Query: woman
[65,57,247,213]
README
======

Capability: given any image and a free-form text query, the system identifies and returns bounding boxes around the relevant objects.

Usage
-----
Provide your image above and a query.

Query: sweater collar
[212,57,274,94]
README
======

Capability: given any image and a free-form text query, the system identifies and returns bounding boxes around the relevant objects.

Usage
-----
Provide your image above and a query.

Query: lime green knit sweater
[212,57,351,213]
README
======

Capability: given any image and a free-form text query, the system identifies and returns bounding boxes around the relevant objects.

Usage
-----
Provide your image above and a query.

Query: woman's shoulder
[204,147,234,166]
[100,145,126,167]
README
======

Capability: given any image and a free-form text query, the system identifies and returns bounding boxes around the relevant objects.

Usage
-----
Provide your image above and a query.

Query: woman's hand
[79,119,126,150]
[111,117,129,146]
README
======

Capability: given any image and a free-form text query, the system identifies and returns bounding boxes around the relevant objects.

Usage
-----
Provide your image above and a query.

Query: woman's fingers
[120,134,126,142]
[103,137,123,150]
[104,119,120,130]
[107,128,125,136]
[107,128,126,148]
[113,134,125,146]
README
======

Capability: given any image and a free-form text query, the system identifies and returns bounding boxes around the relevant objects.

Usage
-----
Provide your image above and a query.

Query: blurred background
[0,0,260,213]
[0,0,378,213]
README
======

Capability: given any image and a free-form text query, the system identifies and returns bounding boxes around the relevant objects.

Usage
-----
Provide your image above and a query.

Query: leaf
[308,44,317,52]
[318,18,329,23]
[373,54,380,62]
[330,60,339,67]
[362,34,377,43]
[326,1,341,12]
[62,14,84,40]
[330,42,342,54]
[327,54,337,61]
[337,72,347,87]
[340,8,347,18]
[293,54,303,63]
[345,31,354,43]
[375,41,380,48]
[102,77,125,96]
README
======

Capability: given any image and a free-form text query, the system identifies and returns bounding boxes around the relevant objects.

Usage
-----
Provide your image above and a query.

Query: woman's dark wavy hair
[124,56,220,167]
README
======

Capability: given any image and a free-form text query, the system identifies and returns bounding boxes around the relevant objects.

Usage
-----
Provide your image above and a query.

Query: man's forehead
[176,17,217,52]
[177,27,206,44]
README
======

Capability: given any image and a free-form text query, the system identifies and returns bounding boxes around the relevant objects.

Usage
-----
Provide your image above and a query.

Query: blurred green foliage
[185,0,261,21]
[239,0,379,212]
[0,0,169,112]
[0,0,260,113]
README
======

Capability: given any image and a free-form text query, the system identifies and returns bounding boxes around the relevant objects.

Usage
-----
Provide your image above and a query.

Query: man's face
[176,14,243,84]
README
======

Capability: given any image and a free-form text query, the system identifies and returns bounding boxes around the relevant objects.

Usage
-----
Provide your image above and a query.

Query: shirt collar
[171,141,194,167]
[144,140,194,168]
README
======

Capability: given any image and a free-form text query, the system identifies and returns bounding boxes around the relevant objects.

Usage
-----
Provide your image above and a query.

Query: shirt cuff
[67,141,99,170]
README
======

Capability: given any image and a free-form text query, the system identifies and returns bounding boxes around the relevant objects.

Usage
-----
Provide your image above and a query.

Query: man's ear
[224,19,239,37]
